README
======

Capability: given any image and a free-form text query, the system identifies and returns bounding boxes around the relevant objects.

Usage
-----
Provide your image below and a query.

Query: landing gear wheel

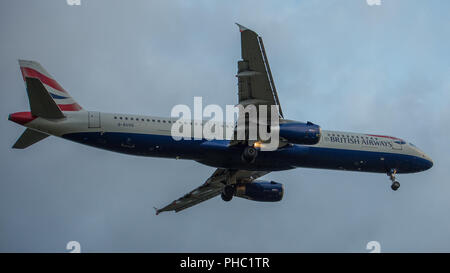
[221,192,233,202]
[391,181,400,191]
[387,169,400,191]
[242,146,258,163]
[221,185,235,202]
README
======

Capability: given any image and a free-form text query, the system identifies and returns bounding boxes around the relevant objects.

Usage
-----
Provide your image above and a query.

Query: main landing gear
[221,185,235,202]
[242,146,258,163]
[388,169,400,191]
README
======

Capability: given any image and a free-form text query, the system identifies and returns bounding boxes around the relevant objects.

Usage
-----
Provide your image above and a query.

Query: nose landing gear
[388,169,400,191]
[391,181,400,191]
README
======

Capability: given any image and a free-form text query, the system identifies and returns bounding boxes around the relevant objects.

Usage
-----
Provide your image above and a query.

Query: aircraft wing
[236,23,283,118]
[155,168,270,215]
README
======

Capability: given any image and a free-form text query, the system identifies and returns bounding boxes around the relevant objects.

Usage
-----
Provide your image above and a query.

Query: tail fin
[10,60,83,149]
[24,77,65,118]
[19,60,83,113]
[12,128,49,149]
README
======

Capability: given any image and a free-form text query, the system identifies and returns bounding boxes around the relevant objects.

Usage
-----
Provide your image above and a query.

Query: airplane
[8,24,433,214]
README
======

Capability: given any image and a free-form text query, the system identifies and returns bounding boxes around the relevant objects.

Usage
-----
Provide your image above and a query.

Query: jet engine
[279,121,321,145]
[235,181,284,202]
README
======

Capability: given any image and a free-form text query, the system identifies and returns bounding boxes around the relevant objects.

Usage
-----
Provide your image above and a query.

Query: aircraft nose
[417,152,433,171]
[424,155,433,170]
[410,143,433,171]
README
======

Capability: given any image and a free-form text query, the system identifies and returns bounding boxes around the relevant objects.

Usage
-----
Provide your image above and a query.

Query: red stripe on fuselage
[367,134,402,141]
[20,67,68,94]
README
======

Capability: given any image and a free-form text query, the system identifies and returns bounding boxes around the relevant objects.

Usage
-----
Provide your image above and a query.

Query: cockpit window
[409,142,416,147]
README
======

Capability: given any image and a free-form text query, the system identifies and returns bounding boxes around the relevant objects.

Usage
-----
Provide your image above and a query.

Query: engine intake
[235,181,284,202]
[279,121,321,145]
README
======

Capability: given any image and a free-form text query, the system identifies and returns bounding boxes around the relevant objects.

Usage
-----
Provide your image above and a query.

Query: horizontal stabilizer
[25,77,65,119]
[12,128,49,149]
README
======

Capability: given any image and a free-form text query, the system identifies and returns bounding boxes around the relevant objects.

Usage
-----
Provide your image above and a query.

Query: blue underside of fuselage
[62,132,432,173]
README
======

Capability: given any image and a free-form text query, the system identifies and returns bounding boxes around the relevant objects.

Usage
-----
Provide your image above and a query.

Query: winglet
[153,207,161,216]
[235,23,250,32]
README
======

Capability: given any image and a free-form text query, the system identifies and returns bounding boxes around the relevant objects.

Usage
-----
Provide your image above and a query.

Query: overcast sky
[1,0,449,252]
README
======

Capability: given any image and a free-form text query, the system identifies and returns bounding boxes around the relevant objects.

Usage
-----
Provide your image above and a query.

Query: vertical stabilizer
[19,60,83,112]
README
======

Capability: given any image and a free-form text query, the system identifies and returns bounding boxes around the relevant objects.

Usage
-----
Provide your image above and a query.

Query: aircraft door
[88,111,101,128]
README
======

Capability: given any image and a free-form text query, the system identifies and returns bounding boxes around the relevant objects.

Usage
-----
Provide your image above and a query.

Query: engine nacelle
[235,181,284,202]
[279,121,321,145]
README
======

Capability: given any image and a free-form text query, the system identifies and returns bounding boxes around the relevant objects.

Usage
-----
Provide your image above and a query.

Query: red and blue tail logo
[19,60,83,111]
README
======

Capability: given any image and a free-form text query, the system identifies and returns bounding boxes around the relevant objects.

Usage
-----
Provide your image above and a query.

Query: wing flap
[155,169,270,214]
[236,23,283,118]
[155,180,224,215]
